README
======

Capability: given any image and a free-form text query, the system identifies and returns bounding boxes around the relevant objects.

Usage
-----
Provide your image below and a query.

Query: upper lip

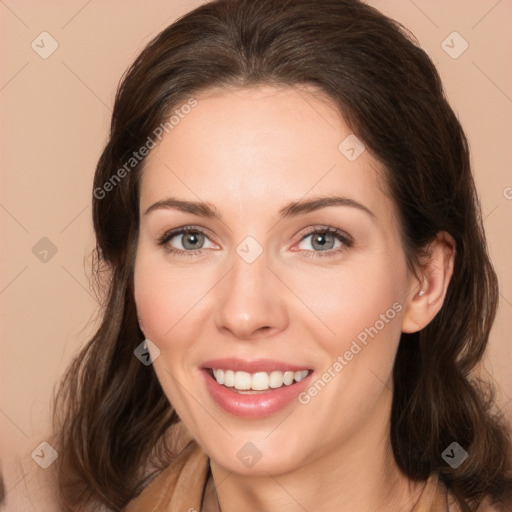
[201,358,312,373]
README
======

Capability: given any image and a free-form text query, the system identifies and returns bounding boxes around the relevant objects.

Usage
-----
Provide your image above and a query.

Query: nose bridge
[214,240,287,338]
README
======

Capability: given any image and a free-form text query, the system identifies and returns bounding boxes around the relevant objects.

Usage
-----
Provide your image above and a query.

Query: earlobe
[401,285,429,333]
[401,231,456,334]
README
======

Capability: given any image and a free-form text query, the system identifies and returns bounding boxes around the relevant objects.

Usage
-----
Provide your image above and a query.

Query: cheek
[133,245,228,365]
[288,257,404,347]
[133,249,210,342]
[285,258,406,407]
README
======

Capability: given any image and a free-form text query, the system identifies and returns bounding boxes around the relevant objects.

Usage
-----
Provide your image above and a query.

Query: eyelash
[156,225,353,259]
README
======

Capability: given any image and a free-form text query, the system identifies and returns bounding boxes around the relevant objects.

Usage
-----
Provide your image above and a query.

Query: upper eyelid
[161,225,215,239]
[295,227,353,249]
[157,226,217,247]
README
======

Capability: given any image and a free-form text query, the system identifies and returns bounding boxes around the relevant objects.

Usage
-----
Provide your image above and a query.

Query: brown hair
[0,472,5,506]
[51,0,512,510]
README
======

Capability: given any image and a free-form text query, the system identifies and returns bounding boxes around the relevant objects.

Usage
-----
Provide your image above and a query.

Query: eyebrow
[143,195,376,220]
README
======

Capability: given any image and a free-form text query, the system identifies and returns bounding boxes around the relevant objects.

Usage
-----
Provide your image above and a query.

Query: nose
[214,248,288,340]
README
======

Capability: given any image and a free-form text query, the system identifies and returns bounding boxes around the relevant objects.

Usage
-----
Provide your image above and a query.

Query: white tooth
[252,372,270,390]
[214,369,224,385]
[212,368,310,389]
[224,369,235,387]
[283,371,294,385]
[269,371,285,388]
[294,370,309,382]
[234,371,252,390]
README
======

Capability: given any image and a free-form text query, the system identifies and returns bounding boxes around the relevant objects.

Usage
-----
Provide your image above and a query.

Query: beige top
[124,439,457,512]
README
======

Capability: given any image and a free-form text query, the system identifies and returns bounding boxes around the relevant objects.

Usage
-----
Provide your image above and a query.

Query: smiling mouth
[205,368,312,393]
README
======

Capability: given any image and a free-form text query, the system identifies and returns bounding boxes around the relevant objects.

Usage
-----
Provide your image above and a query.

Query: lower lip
[201,369,313,418]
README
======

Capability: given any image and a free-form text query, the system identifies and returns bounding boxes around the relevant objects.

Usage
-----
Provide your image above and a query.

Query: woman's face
[134,85,417,475]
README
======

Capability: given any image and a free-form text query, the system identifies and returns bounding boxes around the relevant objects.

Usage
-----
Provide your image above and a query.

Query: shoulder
[125,437,210,512]
[447,488,511,512]
[428,473,511,512]
[474,497,511,512]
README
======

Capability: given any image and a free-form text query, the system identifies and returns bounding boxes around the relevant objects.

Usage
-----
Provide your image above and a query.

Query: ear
[401,231,456,333]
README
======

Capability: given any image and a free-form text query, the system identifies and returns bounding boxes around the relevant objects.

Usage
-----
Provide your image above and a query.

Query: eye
[156,225,352,259]
[294,227,352,258]
[157,226,217,257]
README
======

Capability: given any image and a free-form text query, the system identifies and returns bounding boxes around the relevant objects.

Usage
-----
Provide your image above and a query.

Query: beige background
[1,0,511,508]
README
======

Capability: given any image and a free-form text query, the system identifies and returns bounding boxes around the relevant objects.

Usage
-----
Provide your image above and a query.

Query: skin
[133,85,455,512]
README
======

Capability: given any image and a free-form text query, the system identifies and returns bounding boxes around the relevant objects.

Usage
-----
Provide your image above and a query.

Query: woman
[51,0,512,510]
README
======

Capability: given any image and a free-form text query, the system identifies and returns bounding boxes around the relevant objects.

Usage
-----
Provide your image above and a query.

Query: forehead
[140,85,392,223]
